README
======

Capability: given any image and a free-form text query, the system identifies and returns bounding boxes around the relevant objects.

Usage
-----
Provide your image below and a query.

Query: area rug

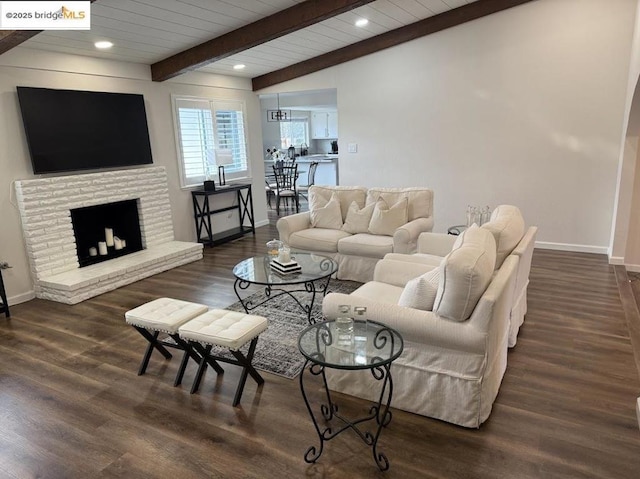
[218,279,361,379]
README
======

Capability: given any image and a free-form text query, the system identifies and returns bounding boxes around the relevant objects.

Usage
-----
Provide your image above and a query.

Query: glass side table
[297,320,404,471]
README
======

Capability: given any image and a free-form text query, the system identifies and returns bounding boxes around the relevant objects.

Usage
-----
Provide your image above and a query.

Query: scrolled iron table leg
[303,280,317,324]
[364,363,393,471]
[300,359,333,463]
[233,278,252,313]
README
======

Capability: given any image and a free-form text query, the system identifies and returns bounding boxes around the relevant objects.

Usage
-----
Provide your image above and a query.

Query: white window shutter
[173,96,250,188]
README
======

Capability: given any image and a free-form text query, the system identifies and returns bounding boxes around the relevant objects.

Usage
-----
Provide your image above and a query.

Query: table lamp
[216,149,234,186]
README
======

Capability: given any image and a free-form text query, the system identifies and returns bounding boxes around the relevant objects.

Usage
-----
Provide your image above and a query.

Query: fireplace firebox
[71,199,144,267]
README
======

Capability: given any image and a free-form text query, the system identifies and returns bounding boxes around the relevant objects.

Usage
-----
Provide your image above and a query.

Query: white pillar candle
[114,237,122,250]
[89,247,97,257]
[121,239,126,248]
[105,228,114,247]
[98,241,108,256]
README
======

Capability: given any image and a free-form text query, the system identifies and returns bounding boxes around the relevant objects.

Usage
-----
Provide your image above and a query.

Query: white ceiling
[20,0,478,79]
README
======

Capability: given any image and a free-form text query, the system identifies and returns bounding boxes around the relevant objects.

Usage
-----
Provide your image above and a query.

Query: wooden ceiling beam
[0,31,42,55]
[252,0,535,91]
[151,0,376,82]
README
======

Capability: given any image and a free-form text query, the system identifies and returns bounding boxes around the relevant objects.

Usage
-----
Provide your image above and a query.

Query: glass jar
[266,239,282,259]
[335,304,354,348]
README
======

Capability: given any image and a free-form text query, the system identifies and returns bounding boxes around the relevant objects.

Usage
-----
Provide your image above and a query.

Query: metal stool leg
[189,343,225,394]
[170,334,202,387]
[134,327,173,375]
[230,337,264,406]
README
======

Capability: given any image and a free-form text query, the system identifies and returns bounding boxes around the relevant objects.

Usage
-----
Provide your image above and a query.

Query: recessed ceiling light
[94,41,113,49]
[355,18,369,27]
[233,64,246,70]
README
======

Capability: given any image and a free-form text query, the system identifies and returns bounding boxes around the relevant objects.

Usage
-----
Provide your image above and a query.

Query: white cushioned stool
[125,297,208,386]
[179,309,268,406]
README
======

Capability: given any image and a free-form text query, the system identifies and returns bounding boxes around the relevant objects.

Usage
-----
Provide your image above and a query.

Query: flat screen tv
[17,86,153,174]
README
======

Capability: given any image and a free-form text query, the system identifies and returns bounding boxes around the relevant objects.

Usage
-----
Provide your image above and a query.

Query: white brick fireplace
[15,166,203,304]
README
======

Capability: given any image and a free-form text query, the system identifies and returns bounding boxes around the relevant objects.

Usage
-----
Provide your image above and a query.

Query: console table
[0,267,10,318]
[191,183,255,247]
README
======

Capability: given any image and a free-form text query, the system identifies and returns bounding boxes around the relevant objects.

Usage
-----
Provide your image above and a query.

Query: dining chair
[298,161,319,201]
[273,158,296,175]
[265,179,274,208]
[272,164,299,215]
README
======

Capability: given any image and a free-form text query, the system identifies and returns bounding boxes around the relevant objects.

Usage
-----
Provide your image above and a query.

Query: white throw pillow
[342,201,376,234]
[482,205,525,269]
[368,197,409,236]
[451,224,492,252]
[309,186,367,221]
[310,193,343,229]
[397,268,440,311]
[432,235,496,322]
[451,224,475,251]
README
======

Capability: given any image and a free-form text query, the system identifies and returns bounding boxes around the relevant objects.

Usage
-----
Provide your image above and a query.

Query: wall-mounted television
[17,86,153,175]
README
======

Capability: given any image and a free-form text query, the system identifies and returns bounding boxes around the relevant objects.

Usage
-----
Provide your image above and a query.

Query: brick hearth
[14,166,202,304]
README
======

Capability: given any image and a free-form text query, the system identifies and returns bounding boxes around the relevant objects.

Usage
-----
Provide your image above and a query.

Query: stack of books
[270,258,302,275]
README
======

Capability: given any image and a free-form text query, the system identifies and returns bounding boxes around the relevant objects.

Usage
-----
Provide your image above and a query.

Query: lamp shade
[216,149,234,166]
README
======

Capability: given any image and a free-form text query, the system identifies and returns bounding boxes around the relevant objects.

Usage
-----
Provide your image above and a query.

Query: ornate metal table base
[233,275,333,324]
[299,359,394,471]
[297,320,403,471]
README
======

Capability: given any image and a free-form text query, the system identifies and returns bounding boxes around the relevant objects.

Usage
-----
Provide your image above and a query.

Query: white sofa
[322,225,518,428]
[386,205,537,347]
[276,185,434,283]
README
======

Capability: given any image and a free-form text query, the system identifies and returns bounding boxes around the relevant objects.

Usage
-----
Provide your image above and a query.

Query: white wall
[609,0,640,265]
[258,0,636,252]
[0,48,267,304]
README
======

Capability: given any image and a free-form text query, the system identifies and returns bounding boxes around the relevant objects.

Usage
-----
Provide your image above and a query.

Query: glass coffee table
[298,320,404,471]
[232,253,338,324]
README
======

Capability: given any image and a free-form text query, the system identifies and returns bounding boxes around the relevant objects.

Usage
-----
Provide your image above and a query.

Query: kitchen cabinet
[311,111,338,139]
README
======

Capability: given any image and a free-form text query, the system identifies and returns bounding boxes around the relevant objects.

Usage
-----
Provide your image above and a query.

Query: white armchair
[322,226,518,428]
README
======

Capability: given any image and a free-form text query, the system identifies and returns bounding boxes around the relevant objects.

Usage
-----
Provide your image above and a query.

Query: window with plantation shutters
[172,96,250,188]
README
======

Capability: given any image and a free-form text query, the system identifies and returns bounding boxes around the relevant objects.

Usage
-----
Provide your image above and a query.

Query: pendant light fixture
[267,93,291,122]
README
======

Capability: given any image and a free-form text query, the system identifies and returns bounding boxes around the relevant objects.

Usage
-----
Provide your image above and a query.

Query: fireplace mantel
[14,166,202,304]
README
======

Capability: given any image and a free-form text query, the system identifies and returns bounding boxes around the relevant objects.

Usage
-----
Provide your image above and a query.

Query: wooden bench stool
[125,297,208,386]
[178,309,268,406]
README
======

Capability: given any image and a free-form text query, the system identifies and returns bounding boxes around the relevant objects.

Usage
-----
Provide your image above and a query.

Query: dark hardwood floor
[1,217,640,478]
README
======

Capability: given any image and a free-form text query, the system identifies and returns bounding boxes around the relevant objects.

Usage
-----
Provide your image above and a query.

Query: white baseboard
[609,256,625,265]
[7,290,35,306]
[535,241,608,255]
[255,219,270,228]
[605,256,640,272]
